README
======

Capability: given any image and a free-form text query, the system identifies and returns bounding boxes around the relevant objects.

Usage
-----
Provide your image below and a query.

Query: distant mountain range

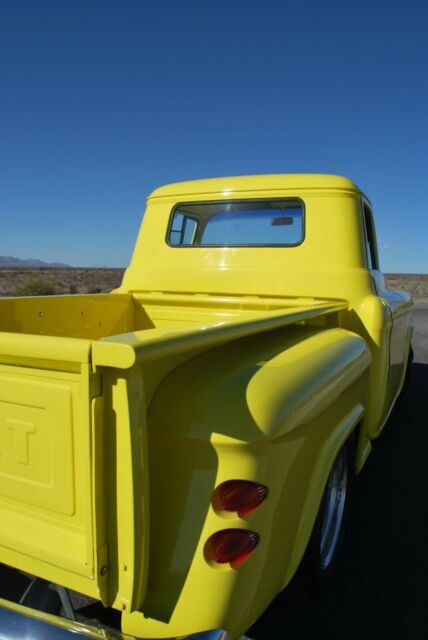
[0,256,70,269]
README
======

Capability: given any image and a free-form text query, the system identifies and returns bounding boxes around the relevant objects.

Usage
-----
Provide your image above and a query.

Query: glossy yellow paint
[0,175,412,639]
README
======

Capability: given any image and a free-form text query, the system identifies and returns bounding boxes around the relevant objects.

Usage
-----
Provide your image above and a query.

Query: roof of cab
[149,174,362,199]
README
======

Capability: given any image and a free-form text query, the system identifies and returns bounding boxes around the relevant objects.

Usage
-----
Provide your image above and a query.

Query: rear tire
[282,434,355,603]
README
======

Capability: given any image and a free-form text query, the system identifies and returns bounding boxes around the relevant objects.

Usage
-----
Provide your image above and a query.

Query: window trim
[165,197,306,248]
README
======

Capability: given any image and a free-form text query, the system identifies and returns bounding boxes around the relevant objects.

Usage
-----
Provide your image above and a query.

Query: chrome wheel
[319,448,348,570]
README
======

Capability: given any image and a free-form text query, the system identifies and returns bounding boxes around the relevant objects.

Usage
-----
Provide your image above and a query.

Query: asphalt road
[248,305,428,640]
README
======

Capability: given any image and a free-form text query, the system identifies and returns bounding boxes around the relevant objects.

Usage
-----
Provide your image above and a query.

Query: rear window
[167,199,304,247]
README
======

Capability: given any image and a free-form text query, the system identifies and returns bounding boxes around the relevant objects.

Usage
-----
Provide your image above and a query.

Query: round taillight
[208,529,260,568]
[218,480,268,517]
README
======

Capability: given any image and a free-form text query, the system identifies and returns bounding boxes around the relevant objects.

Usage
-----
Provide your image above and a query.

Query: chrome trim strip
[186,632,231,640]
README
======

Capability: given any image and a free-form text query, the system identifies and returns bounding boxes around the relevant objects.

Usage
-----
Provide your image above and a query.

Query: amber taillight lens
[209,529,259,568]
[218,480,268,517]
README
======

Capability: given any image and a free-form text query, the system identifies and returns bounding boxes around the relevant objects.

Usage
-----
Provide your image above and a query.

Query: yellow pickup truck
[0,175,412,640]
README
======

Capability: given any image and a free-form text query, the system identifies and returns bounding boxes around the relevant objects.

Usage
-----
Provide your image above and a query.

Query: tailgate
[0,334,106,602]
[0,332,149,613]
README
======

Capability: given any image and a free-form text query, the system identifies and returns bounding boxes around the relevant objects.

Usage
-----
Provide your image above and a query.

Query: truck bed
[0,292,347,364]
[0,292,348,614]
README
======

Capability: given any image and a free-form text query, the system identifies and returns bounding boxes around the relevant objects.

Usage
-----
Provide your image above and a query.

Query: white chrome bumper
[0,599,230,640]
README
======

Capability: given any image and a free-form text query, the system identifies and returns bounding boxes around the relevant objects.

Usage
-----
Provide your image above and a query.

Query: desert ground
[0,269,427,302]
[0,268,124,297]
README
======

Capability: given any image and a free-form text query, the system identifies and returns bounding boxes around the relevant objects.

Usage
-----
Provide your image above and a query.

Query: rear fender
[125,327,370,638]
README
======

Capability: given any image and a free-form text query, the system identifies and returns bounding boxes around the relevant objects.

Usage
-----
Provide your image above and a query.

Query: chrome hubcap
[320,448,348,570]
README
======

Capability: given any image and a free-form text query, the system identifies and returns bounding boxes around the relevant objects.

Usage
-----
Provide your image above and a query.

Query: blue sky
[1,0,427,271]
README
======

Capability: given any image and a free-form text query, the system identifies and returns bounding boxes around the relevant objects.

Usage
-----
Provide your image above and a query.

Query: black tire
[281,434,355,604]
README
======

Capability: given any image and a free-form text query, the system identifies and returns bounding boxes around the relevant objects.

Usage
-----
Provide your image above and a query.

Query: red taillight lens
[218,480,268,517]
[209,529,259,568]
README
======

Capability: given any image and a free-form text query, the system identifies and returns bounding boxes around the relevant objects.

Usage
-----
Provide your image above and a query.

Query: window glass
[363,204,379,270]
[169,214,198,246]
[167,200,304,247]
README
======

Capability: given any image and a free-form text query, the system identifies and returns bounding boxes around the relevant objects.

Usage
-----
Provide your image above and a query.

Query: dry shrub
[15,274,58,296]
